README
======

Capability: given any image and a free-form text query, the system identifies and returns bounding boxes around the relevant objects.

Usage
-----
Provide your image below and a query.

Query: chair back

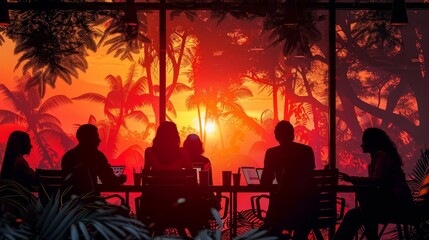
[314,169,339,228]
[35,169,63,203]
[141,169,198,186]
[136,169,199,233]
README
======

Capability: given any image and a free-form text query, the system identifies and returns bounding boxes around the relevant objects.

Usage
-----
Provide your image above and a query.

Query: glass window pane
[335,9,425,177]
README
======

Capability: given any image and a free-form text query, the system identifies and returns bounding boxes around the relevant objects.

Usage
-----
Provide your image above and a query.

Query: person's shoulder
[193,155,211,164]
[267,145,281,152]
[95,149,108,159]
[292,142,313,151]
[14,156,28,166]
[62,147,77,160]
[201,155,210,163]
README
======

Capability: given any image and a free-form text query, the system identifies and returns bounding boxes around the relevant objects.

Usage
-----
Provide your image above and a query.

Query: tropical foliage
[0,3,151,97]
[0,0,325,97]
[409,148,429,195]
[0,74,74,169]
[1,1,429,184]
[72,64,152,160]
[0,179,150,240]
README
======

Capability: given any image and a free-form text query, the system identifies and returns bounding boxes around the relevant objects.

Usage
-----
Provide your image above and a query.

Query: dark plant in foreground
[408,148,429,240]
[0,179,150,240]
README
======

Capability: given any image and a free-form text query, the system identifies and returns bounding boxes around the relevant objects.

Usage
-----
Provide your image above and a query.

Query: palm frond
[38,95,73,114]
[124,111,149,125]
[0,110,26,126]
[410,148,429,184]
[166,82,193,95]
[0,181,150,239]
[222,111,268,137]
[72,93,106,104]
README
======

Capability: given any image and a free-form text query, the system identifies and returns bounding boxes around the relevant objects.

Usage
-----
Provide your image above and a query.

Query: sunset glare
[205,122,215,134]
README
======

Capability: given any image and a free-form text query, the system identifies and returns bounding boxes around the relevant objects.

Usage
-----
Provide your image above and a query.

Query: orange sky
[0,34,275,139]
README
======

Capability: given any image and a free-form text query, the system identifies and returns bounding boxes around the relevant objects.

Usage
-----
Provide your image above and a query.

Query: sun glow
[205,122,215,134]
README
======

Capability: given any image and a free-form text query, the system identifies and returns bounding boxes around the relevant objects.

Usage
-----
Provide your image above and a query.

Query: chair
[374,170,429,240]
[192,162,230,221]
[35,168,127,213]
[135,169,200,237]
[313,169,345,240]
[35,169,63,204]
[251,169,345,240]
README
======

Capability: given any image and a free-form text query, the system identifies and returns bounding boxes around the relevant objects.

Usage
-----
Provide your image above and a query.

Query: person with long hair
[334,128,414,240]
[0,130,36,190]
[183,133,220,228]
[144,121,192,170]
[143,122,202,237]
[183,133,213,184]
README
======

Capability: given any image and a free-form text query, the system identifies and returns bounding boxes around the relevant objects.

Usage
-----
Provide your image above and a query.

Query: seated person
[183,133,213,185]
[61,124,127,198]
[1,130,36,191]
[184,133,221,218]
[334,128,414,240]
[1,131,37,214]
[144,122,192,171]
[260,121,319,240]
[143,122,206,236]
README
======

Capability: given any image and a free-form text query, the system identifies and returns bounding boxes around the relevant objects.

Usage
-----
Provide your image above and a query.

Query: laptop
[256,168,278,184]
[241,167,261,185]
[97,165,126,184]
[111,165,126,177]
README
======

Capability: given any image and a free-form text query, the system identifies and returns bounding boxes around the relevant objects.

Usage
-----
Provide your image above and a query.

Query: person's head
[1,130,32,179]
[274,120,294,145]
[153,121,180,148]
[152,121,181,164]
[183,134,204,156]
[361,127,402,165]
[76,124,101,149]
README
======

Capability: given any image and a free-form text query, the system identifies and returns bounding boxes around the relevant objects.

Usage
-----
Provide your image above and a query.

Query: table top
[98,184,373,193]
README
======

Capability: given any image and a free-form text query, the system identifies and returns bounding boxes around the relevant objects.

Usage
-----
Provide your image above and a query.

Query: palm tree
[186,79,266,150]
[97,10,151,62]
[1,6,153,98]
[4,9,102,97]
[136,19,194,125]
[73,64,152,159]
[0,73,74,169]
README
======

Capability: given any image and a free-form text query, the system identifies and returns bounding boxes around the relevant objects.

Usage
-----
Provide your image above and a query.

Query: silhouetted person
[61,124,126,198]
[334,128,414,240]
[1,130,36,190]
[184,133,213,185]
[260,120,318,239]
[184,133,221,226]
[144,121,192,171]
[143,122,204,237]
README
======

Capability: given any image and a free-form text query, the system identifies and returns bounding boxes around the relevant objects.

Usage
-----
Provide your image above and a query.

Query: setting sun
[205,122,215,134]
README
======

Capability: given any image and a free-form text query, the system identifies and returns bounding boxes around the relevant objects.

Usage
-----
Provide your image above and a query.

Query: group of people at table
[0,120,415,240]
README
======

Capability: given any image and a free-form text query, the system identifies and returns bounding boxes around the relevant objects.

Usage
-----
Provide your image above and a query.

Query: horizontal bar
[6,2,429,11]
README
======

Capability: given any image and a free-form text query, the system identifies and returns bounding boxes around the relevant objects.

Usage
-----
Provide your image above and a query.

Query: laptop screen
[111,165,126,176]
[97,166,125,184]
[255,168,278,184]
[241,167,260,185]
